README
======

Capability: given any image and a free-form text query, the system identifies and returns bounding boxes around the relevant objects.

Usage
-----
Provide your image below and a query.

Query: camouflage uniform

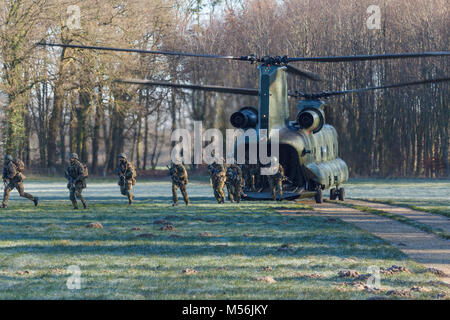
[249,164,261,191]
[225,164,243,203]
[241,164,253,191]
[65,155,87,209]
[1,156,38,208]
[169,163,189,206]
[208,162,226,203]
[116,155,136,205]
[268,164,285,201]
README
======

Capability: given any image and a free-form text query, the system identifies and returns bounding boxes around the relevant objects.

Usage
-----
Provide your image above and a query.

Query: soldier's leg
[212,180,220,202]
[218,179,226,203]
[70,187,78,209]
[2,184,12,207]
[75,185,86,209]
[234,183,241,203]
[16,182,35,202]
[226,183,234,203]
[269,180,276,200]
[126,181,133,204]
[172,183,178,205]
[277,181,283,201]
[180,184,189,205]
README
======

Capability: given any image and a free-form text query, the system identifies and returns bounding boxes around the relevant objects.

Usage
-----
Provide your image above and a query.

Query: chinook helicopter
[37,42,449,203]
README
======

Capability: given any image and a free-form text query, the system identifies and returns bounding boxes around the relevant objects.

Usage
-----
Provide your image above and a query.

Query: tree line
[0,0,448,177]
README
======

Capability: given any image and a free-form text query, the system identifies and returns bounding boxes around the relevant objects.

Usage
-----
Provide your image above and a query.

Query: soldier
[116,153,136,205]
[241,163,253,191]
[267,157,285,201]
[207,158,227,204]
[65,153,88,209]
[169,158,189,206]
[1,155,38,208]
[225,163,244,203]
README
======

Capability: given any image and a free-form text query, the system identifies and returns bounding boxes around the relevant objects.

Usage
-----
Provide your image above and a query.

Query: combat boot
[172,202,178,206]
[82,201,87,209]
[1,204,7,208]
[33,197,39,207]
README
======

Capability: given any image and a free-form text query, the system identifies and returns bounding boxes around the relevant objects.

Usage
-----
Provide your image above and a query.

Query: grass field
[0,179,448,299]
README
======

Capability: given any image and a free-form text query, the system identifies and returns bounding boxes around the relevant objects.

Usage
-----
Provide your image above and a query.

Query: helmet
[70,153,79,160]
[4,154,12,162]
[172,157,182,165]
[117,153,127,160]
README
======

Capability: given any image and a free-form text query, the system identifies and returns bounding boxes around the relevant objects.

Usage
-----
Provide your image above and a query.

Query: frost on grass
[0,180,448,299]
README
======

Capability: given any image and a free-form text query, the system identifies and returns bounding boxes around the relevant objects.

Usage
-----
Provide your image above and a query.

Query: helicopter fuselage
[234,64,348,201]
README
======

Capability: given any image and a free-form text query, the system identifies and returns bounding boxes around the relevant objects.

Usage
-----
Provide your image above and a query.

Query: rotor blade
[285,65,323,81]
[288,51,450,63]
[296,77,450,99]
[37,42,253,61]
[115,79,260,96]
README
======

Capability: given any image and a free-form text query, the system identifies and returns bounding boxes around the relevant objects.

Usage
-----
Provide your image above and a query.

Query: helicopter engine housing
[230,106,258,129]
[296,107,325,133]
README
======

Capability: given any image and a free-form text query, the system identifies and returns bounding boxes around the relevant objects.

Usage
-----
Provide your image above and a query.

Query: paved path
[279,200,450,284]
[347,199,450,234]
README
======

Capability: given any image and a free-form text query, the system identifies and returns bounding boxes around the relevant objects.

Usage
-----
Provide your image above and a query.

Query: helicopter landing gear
[330,188,337,200]
[330,187,345,201]
[338,187,345,201]
[315,189,323,203]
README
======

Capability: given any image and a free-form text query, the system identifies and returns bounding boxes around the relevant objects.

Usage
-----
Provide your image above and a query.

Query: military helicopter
[37,42,449,203]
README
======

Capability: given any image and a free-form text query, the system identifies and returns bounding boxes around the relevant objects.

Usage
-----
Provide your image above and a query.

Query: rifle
[65,170,75,189]
[168,165,183,186]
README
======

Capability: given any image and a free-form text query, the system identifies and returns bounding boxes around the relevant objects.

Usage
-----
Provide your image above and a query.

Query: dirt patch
[182,268,198,275]
[86,222,103,229]
[277,243,294,252]
[169,234,183,239]
[137,233,155,238]
[15,270,31,275]
[262,266,273,271]
[131,227,142,231]
[160,224,175,231]
[410,286,432,293]
[381,265,410,275]
[256,276,277,283]
[338,270,360,278]
[386,289,411,298]
[425,267,447,277]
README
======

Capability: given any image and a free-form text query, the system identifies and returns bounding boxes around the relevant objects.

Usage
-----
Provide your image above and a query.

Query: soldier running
[267,157,285,201]
[65,153,88,209]
[208,157,227,204]
[116,153,136,205]
[1,155,38,208]
[225,163,244,203]
[169,158,189,206]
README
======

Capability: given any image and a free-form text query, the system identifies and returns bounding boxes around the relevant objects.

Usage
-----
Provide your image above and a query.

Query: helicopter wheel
[330,188,337,200]
[315,189,323,204]
[338,187,345,201]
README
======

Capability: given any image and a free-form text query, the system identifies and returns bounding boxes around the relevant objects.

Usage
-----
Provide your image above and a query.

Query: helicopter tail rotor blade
[287,51,450,63]
[295,77,450,99]
[115,79,260,96]
[285,65,323,81]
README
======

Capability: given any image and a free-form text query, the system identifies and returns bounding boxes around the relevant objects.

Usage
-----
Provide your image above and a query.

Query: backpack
[81,163,89,178]
[14,159,25,173]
